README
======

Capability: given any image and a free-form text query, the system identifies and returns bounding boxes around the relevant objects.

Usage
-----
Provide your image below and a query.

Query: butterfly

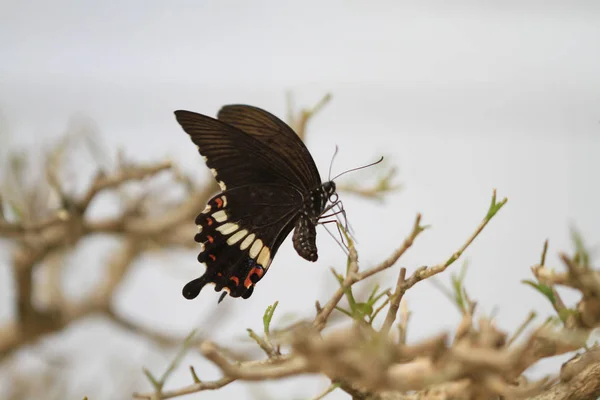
[174,105,342,302]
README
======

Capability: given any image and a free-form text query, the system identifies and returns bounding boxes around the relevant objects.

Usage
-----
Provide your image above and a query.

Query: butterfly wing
[175,106,324,301]
[217,105,322,190]
[175,110,314,191]
[183,184,303,300]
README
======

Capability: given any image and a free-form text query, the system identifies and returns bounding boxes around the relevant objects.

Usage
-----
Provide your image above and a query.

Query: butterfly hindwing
[184,184,303,299]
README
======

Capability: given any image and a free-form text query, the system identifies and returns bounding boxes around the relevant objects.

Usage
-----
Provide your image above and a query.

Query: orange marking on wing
[206,217,214,226]
[215,197,223,208]
[206,235,214,244]
[217,272,223,277]
[208,254,216,261]
[229,276,239,286]
[243,267,265,288]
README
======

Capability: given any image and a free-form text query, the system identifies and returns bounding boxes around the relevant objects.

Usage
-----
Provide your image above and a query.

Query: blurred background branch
[0,95,400,399]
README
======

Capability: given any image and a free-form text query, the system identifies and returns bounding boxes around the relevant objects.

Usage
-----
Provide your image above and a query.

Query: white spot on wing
[196,225,203,233]
[218,181,227,190]
[240,233,256,250]
[198,242,206,253]
[221,196,227,207]
[210,168,218,177]
[227,229,248,245]
[257,246,271,268]
[212,210,227,223]
[201,204,212,214]
[216,223,239,235]
[249,239,263,259]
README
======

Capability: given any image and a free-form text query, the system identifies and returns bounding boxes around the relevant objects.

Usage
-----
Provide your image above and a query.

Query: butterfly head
[322,180,337,200]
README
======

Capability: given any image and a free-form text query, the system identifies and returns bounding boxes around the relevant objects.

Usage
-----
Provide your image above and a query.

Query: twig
[133,377,235,400]
[0,212,69,237]
[398,299,410,345]
[401,190,507,291]
[247,329,278,358]
[201,341,307,380]
[288,93,332,140]
[507,311,536,346]
[337,166,401,201]
[380,268,407,335]
[314,239,359,330]
[312,382,340,400]
[79,161,172,211]
[369,290,392,324]
[358,214,425,281]
[540,239,549,266]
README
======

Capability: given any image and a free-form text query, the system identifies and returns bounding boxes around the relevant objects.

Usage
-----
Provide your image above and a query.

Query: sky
[1,1,600,399]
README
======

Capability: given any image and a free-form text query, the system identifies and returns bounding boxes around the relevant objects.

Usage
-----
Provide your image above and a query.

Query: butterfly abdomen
[292,215,318,261]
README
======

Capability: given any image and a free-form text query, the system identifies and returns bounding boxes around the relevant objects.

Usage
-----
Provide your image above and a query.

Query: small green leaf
[143,368,161,390]
[522,280,555,304]
[334,306,353,317]
[263,301,279,335]
[158,329,197,385]
[450,261,469,313]
[190,366,201,383]
[540,240,549,266]
[485,190,508,220]
[331,267,357,311]
[571,228,591,267]
[354,302,374,317]
[368,287,389,307]
[367,284,380,304]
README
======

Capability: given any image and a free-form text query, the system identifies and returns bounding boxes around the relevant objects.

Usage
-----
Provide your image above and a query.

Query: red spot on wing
[206,235,214,244]
[215,197,223,208]
[229,276,239,286]
[206,217,214,226]
[208,254,216,261]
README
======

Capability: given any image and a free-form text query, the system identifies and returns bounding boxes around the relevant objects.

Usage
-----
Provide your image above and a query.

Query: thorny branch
[3,96,599,400]
[134,180,600,399]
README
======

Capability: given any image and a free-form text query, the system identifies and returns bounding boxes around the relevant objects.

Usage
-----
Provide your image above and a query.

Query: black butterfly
[174,105,341,301]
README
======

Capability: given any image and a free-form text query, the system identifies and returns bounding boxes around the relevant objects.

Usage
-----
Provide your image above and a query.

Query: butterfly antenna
[331,156,384,181]
[327,145,339,181]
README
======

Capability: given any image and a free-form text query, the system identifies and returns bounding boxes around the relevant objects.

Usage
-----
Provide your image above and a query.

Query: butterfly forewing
[175,111,311,191]
[217,105,321,190]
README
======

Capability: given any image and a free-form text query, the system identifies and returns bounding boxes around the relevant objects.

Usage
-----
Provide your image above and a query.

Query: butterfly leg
[319,199,353,238]
[319,219,350,256]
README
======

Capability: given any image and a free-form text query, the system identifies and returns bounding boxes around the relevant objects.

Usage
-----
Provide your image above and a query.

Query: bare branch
[287,93,332,140]
[314,238,360,330]
[79,160,172,211]
[380,268,407,335]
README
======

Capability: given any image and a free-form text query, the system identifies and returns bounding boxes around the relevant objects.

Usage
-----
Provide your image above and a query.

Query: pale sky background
[1,1,600,399]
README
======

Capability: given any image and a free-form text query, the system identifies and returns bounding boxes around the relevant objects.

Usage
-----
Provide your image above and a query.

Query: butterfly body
[175,105,337,301]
